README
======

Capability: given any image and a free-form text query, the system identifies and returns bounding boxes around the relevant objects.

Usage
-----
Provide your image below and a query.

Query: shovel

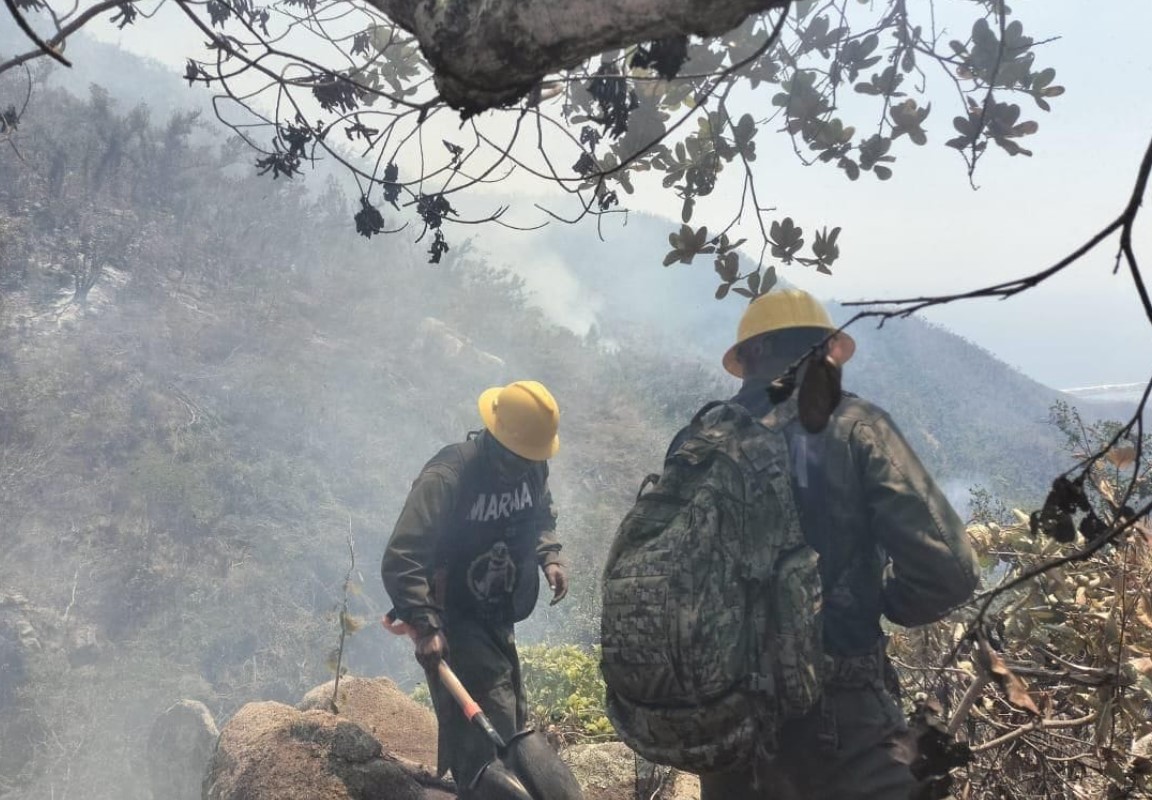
[383,615,585,800]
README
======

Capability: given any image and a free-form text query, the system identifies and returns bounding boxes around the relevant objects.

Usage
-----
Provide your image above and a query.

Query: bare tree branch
[3,0,73,66]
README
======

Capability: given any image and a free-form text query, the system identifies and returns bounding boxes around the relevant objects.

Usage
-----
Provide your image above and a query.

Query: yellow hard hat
[722,289,855,377]
[478,380,561,461]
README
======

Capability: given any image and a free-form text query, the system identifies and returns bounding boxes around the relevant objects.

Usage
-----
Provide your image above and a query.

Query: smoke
[474,233,606,337]
[938,476,987,523]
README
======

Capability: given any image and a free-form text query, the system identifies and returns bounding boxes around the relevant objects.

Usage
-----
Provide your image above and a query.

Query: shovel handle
[382,615,508,750]
[436,661,480,719]
[437,661,508,750]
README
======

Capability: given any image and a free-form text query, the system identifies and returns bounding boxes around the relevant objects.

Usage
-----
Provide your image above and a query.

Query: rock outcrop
[562,741,700,800]
[204,701,432,800]
[201,675,698,800]
[147,699,219,800]
[298,676,438,770]
[204,677,452,800]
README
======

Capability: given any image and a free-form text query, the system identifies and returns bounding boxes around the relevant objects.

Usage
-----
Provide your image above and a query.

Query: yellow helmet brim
[723,290,856,377]
[723,330,856,378]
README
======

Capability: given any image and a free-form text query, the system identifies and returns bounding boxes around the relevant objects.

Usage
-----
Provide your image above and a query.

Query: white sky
[79,0,1152,390]
[741,0,1152,391]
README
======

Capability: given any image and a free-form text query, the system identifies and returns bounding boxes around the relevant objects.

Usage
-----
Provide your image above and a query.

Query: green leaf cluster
[520,644,614,741]
[664,218,839,300]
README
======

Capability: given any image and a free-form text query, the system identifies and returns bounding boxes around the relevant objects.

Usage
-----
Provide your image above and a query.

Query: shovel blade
[505,731,585,800]
[467,760,534,800]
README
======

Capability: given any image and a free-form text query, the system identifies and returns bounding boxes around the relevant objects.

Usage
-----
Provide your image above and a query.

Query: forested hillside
[0,57,1117,799]
[0,76,676,798]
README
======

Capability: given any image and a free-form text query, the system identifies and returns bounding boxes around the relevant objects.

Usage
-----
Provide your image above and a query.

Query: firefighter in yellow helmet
[382,381,568,793]
[699,290,979,800]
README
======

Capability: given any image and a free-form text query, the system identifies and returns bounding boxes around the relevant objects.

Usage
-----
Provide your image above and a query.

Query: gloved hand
[415,630,449,671]
[544,563,568,606]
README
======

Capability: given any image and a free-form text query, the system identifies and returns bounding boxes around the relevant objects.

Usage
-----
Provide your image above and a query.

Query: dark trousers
[700,684,917,800]
[428,614,526,793]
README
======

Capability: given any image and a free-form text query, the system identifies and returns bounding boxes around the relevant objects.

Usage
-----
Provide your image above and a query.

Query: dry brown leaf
[1106,445,1137,469]
[978,638,1042,716]
[1127,640,1152,656]
[1136,593,1152,631]
[1129,656,1152,677]
[1136,519,1152,547]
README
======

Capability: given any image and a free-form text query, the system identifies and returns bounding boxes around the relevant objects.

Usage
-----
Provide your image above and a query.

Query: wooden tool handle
[437,661,482,720]
[438,661,507,750]
[383,616,505,748]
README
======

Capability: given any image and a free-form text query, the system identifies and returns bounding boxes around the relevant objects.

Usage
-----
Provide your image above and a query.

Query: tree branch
[2,0,72,67]
[369,0,791,113]
[970,712,1098,755]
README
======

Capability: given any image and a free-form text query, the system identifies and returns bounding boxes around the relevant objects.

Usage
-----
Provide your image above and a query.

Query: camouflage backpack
[599,397,823,773]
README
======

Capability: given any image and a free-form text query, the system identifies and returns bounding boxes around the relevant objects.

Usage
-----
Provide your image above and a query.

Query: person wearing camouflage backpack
[603,290,980,800]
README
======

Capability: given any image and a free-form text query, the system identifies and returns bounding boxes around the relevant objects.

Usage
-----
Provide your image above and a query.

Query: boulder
[205,675,688,800]
[204,696,454,800]
[147,699,219,800]
[561,742,700,800]
[204,701,431,800]
[298,676,438,770]
[667,772,701,800]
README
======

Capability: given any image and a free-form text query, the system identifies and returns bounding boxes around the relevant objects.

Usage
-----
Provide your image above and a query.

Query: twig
[842,134,1152,319]
[825,136,1152,697]
[970,712,1098,754]
[3,0,72,67]
[331,514,355,708]
[965,2,1007,182]
[1,0,129,77]
[947,671,992,736]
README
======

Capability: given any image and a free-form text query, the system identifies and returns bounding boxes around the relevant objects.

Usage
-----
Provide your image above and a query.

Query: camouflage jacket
[733,383,980,657]
[381,432,562,634]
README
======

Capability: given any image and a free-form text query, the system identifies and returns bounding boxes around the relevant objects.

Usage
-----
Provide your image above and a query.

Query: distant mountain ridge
[0,28,213,119]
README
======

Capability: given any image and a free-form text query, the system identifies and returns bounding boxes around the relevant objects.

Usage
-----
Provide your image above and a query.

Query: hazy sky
[79,0,1152,391]
[737,1,1152,392]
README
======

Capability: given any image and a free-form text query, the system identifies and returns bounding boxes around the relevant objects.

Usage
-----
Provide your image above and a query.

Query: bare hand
[544,564,569,606]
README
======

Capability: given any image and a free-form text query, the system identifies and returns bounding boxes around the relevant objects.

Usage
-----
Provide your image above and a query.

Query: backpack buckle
[744,672,774,693]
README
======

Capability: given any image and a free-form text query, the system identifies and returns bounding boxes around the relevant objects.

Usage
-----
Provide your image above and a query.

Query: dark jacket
[732,383,980,656]
[382,433,562,633]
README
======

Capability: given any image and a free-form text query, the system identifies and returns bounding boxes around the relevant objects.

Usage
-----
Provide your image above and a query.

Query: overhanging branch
[367,0,790,113]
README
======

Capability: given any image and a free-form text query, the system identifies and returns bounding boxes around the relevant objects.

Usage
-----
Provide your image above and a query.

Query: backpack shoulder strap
[664,400,728,461]
[758,392,799,432]
[690,400,729,426]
